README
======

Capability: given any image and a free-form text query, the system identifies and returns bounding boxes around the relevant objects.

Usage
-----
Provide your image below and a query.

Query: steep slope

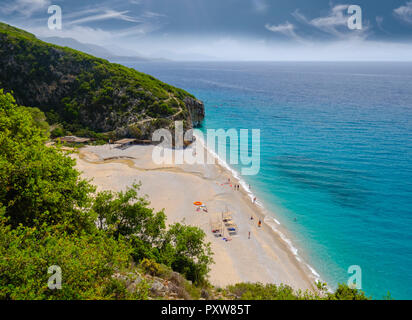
[0,22,204,139]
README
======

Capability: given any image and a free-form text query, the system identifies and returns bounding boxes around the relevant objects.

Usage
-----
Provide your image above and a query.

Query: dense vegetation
[224,282,370,300]
[0,90,211,299]
[0,22,204,140]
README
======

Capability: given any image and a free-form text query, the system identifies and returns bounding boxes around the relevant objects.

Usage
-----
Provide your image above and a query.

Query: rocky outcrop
[184,97,205,127]
[112,271,193,300]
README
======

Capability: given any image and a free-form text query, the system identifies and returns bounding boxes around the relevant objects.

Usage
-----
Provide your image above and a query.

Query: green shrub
[326,283,370,300]
[0,90,95,230]
[50,126,66,138]
[0,216,132,300]
[140,258,161,277]
[225,282,370,300]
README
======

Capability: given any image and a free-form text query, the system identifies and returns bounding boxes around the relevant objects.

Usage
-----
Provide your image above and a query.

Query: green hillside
[0,22,204,139]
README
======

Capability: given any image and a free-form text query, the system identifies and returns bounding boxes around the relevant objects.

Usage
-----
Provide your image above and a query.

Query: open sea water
[121,61,412,299]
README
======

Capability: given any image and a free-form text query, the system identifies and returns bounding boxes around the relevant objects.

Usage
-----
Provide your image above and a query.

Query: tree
[19,106,49,133]
[326,283,370,300]
[0,89,95,231]
[50,126,66,138]
[0,212,134,300]
[92,184,168,263]
[92,184,214,285]
[161,223,213,285]
[93,183,166,241]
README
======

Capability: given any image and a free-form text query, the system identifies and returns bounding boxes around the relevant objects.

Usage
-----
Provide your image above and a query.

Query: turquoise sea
[122,61,412,299]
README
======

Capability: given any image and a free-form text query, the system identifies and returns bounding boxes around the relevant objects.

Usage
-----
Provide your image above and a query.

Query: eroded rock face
[112,271,193,300]
[184,97,205,127]
[150,279,166,296]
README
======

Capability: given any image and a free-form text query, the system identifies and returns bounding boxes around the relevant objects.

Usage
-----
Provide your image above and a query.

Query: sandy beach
[72,142,316,292]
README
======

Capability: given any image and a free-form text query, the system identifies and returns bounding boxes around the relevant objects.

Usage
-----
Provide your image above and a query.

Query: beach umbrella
[193,201,202,206]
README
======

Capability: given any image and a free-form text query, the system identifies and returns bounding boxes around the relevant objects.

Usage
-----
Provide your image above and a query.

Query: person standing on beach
[248,231,251,239]
[258,220,262,228]
[253,197,257,204]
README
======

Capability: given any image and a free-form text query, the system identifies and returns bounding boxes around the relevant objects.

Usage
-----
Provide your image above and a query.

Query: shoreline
[194,134,323,286]
[72,141,318,292]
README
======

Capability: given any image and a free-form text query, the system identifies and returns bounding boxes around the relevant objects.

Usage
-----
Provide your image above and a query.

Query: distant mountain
[0,22,204,139]
[153,50,218,61]
[40,36,115,59]
[40,36,152,62]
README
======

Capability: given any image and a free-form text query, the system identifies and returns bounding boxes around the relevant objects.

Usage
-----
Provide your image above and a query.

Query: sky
[1,0,412,60]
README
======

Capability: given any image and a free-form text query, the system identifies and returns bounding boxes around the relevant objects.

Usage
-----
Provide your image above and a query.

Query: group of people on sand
[249,215,262,240]
[226,178,241,191]
[254,217,262,228]
[224,178,262,240]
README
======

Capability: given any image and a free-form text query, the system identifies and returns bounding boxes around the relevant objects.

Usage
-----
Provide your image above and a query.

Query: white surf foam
[193,131,323,284]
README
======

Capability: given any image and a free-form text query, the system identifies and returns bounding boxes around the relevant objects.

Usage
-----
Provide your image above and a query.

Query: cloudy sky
[1,0,412,60]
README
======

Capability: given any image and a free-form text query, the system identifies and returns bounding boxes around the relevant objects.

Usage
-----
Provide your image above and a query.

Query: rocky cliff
[0,22,204,139]
[184,97,205,127]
